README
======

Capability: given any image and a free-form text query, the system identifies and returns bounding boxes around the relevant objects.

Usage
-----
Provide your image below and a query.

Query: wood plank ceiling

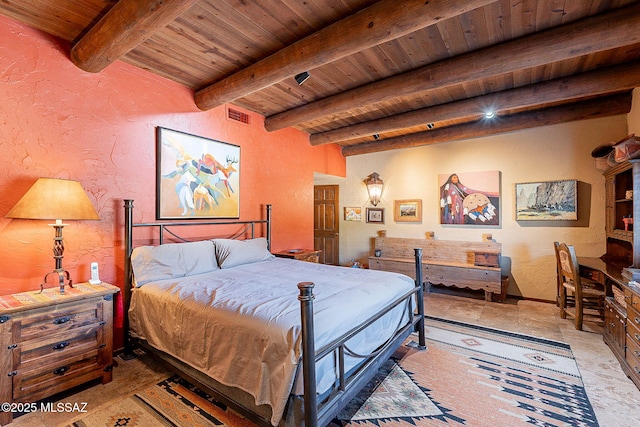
[2,0,640,155]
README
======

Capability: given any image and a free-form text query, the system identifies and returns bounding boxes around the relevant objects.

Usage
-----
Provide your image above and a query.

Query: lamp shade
[6,178,100,221]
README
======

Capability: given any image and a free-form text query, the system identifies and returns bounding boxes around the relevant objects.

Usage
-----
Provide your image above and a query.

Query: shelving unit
[601,158,640,390]
[604,161,634,263]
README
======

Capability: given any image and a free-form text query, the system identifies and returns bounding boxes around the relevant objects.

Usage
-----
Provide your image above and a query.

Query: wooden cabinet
[273,249,321,263]
[605,161,634,241]
[0,283,118,426]
[603,297,626,362]
[604,161,634,264]
[626,289,640,386]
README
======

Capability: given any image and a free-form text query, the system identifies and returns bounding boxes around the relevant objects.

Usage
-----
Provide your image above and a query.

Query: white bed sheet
[128,257,415,425]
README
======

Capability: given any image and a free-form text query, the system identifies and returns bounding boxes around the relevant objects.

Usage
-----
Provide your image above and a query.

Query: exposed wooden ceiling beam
[71,0,198,73]
[193,0,495,111]
[310,62,640,146]
[341,92,632,156]
[265,4,640,132]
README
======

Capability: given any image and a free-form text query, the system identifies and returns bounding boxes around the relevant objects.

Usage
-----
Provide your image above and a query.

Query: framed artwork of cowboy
[156,127,240,219]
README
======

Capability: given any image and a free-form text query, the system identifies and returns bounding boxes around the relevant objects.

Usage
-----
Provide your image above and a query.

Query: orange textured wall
[0,16,345,347]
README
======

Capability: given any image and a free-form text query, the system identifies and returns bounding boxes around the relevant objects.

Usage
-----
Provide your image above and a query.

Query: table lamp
[6,178,100,293]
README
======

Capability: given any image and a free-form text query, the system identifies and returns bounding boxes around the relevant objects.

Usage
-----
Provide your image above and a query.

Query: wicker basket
[612,286,627,308]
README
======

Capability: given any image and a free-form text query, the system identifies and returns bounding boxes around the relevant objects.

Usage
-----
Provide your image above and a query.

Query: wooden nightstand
[0,282,119,426]
[273,249,321,263]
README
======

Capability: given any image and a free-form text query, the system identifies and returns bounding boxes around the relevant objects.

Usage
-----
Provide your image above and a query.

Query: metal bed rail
[298,248,426,427]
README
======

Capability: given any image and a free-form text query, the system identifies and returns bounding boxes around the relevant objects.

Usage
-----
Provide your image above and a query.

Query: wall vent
[227,107,250,124]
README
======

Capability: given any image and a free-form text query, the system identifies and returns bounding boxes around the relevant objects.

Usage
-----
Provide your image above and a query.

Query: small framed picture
[394,199,422,222]
[344,207,362,221]
[366,208,385,224]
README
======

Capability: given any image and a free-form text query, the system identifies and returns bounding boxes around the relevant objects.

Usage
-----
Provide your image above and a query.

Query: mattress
[128,257,415,425]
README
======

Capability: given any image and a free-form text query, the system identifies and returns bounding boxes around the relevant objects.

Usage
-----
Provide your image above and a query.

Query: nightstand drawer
[12,350,103,401]
[15,323,105,371]
[14,298,105,343]
[0,283,118,426]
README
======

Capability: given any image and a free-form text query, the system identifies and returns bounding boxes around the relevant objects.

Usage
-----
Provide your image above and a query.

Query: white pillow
[213,237,274,269]
[181,240,219,276]
[131,240,217,286]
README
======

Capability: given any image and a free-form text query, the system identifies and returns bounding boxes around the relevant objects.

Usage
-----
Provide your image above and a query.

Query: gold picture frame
[394,199,422,222]
[344,207,362,221]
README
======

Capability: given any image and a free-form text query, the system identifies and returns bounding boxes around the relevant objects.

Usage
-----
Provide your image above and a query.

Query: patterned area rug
[330,316,598,427]
[67,316,598,427]
[66,376,254,427]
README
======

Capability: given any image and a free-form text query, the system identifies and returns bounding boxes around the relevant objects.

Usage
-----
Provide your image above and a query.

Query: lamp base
[40,269,73,294]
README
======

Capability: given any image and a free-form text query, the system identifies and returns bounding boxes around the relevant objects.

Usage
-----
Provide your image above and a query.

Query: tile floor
[7,290,640,427]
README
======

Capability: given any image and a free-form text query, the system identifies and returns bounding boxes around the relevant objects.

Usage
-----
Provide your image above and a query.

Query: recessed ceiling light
[484,111,496,119]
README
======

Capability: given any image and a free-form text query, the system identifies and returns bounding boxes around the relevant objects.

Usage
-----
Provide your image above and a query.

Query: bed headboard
[121,199,272,356]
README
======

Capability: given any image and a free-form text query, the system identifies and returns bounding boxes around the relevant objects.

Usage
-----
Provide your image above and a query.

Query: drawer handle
[7,371,17,377]
[610,322,615,328]
[53,316,71,325]
[7,344,17,350]
[635,317,640,325]
[635,350,640,357]
[635,333,640,341]
[635,366,640,375]
[53,342,69,351]
[53,366,70,376]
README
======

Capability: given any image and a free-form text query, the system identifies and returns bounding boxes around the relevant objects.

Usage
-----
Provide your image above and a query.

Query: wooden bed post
[414,248,426,350]
[298,282,318,427]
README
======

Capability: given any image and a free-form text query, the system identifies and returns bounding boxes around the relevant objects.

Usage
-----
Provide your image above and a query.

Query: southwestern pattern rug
[66,316,598,427]
[329,316,598,427]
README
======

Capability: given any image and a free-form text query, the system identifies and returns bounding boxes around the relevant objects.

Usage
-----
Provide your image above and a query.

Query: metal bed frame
[122,199,426,427]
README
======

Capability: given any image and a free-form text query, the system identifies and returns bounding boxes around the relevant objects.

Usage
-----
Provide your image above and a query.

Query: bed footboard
[297,248,426,427]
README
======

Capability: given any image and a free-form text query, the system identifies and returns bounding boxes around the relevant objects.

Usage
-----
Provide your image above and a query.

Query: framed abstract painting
[156,127,240,219]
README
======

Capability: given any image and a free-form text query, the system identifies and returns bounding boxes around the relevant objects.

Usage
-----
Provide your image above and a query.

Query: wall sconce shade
[6,178,100,293]
[295,71,310,85]
[364,172,384,206]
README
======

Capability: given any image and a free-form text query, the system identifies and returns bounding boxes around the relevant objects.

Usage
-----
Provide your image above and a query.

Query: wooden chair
[555,242,606,330]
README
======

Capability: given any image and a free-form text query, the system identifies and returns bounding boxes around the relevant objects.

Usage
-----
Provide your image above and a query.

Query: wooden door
[314,185,339,265]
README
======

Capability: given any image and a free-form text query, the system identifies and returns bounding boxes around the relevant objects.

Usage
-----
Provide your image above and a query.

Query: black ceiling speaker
[295,71,310,85]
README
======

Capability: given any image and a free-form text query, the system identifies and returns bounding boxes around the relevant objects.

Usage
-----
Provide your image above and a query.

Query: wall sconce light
[6,178,100,293]
[295,71,310,85]
[364,172,384,206]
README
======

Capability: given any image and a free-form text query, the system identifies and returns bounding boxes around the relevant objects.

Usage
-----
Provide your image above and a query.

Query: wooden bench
[368,231,504,302]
